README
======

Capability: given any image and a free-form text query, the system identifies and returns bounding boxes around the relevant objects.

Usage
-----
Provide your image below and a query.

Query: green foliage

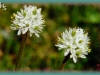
[0,4,100,71]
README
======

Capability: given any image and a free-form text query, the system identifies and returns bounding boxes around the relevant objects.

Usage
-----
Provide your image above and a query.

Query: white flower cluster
[0,2,6,10]
[55,28,91,63]
[10,5,45,37]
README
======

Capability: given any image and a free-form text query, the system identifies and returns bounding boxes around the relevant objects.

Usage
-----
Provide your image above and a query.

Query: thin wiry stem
[59,53,70,70]
[15,32,28,71]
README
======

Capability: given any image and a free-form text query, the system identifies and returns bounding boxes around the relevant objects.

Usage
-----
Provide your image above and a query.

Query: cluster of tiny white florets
[10,5,45,37]
[0,2,7,10]
[55,28,91,63]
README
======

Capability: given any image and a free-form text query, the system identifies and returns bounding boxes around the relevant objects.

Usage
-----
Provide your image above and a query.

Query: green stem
[59,53,71,70]
[15,32,28,71]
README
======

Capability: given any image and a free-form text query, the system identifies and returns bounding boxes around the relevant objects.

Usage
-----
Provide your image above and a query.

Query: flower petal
[79,54,86,58]
[17,29,21,35]
[35,33,39,37]
[73,56,77,63]
[64,50,69,56]
[22,28,28,34]
[30,32,32,37]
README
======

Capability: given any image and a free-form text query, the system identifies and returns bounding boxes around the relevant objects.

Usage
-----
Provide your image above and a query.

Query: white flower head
[10,5,45,37]
[55,27,91,63]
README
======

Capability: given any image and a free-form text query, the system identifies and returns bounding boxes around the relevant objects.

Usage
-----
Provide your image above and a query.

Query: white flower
[55,27,91,63]
[10,5,45,37]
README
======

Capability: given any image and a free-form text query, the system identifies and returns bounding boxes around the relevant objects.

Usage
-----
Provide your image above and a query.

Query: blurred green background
[0,3,100,71]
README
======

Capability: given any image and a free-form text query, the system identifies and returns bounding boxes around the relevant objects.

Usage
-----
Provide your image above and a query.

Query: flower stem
[59,53,71,70]
[15,32,28,71]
